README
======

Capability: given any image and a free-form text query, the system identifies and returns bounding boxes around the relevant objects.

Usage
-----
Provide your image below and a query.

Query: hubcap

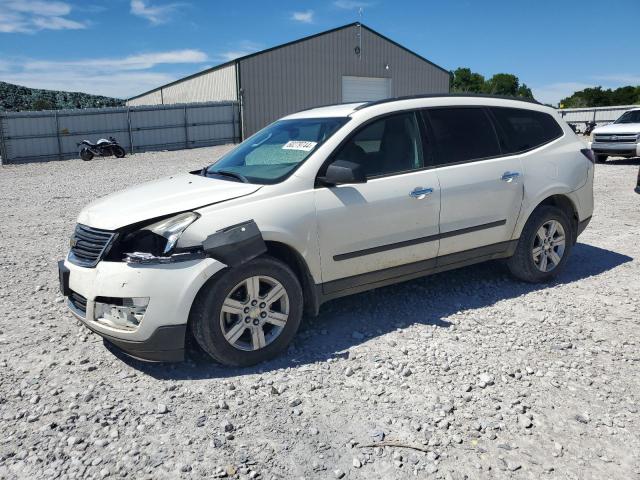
[532,220,566,272]
[219,275,289,351]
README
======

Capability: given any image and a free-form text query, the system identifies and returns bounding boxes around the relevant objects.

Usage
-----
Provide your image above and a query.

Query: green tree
[484,73,519,96]
[450,67,485,93]
[517,83,534,99]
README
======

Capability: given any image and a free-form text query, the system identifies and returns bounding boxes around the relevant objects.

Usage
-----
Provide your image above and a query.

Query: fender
[513,186,580,239]
[202,220,266,267]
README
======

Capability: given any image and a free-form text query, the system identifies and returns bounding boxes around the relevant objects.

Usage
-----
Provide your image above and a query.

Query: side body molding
[202,220,267,267]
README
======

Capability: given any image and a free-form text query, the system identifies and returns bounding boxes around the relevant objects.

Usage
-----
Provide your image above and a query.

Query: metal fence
[557,104,638,130]
[0,101,240,164]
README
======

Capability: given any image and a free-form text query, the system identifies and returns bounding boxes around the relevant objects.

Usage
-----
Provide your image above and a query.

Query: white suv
[59,95,595,366]
[590,108,640,163]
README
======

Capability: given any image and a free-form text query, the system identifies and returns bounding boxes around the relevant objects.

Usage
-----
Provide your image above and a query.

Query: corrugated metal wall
[127,89,163,107]
[239,24,450,135]
[558,105,638,125]
[127,64,237,107]
[0,102,239,164]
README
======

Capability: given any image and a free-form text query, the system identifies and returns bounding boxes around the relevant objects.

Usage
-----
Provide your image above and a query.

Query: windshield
[615,110,640,124]
[205,117,348,184]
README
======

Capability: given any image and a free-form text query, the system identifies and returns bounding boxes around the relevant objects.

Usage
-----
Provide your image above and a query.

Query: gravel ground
[0,147,639,480]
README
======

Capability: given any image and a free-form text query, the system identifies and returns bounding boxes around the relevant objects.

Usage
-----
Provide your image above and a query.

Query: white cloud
[2,49,209,98]
[592,74,640,85]
[333,0,371,9]
[291,10,314,23]
[532,82,594,106]
[22,49,208,72]
[533,74,640,106]
[0,0,86,33]
[130,0,181,25]
[216,41,262,61]
[1,71,176,98]
[5,0,71,16]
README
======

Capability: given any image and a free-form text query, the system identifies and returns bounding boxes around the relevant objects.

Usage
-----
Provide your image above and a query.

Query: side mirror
[319,160,366,186]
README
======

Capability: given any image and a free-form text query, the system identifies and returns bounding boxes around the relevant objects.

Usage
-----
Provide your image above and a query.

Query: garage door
[342,76,392,103]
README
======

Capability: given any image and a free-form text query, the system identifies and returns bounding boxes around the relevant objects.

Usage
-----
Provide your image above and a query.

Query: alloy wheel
[219,275,289,351]
[532,220,566,272]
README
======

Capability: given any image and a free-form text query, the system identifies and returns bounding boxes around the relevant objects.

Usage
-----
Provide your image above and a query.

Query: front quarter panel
[179,178,322,283]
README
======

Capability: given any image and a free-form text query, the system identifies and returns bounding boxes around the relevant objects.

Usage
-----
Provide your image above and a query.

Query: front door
[422,107,524,261]
[314,111,441,290]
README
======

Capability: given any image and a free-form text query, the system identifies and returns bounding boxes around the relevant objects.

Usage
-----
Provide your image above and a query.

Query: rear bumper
[577,215,592,237]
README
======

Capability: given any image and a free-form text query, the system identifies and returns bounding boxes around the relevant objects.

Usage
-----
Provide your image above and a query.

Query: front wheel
[190,256,303,367]
[113,145,126,158]
[507,205,574,283]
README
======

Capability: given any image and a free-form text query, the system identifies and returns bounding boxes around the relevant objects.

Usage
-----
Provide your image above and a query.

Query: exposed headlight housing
[145,212,200,254]
[111,212,200,262]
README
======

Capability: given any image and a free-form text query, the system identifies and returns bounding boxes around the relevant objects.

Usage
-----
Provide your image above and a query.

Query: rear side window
[490,107,563,154]
[425,108,501,165]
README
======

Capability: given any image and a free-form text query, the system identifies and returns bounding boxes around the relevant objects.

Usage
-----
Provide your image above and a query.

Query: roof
[285,94,551,120]
[127,22,449,102]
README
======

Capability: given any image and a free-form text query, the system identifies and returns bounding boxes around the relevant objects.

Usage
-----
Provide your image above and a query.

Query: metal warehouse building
[126,22,450,137]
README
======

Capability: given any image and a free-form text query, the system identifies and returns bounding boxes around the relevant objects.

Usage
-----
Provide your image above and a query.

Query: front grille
[594,134,638,143]
[69,290,87,315]
[68,224,116,268]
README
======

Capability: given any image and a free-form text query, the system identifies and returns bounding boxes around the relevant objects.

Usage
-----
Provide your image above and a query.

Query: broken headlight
[114,212,200,262]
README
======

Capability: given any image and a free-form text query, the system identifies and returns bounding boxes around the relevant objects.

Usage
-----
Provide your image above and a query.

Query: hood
[593,123,640,134]
[78,173,261,230]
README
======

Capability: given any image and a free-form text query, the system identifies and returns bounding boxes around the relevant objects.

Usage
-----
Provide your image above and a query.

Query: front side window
[206,117,347,184]
[615,110,640,124]
[490,107,563,154]
[333,112,424,178]
[425,107,501,165]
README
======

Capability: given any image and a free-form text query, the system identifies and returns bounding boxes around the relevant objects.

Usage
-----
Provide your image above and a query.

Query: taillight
[581,148,596,164]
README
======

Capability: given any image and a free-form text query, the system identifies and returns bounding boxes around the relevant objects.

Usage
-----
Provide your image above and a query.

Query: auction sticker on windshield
[282,140,317,151]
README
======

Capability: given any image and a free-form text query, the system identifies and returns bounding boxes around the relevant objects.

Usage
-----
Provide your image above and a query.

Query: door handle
[501,171,520,182]
[409,187,434,199]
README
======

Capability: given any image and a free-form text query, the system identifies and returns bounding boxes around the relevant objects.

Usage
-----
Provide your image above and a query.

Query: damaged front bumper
[59,256,226,361]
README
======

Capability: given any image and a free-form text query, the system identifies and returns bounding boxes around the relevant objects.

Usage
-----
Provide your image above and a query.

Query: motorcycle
[77,136,126,161]
[584,121,597,137]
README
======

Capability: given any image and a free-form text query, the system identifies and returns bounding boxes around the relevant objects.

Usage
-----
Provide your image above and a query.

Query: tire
[190,256,303,367]
[595,154,607,163]
[507,205,574,283]
[113,146,126,158]
[79,148,93,161]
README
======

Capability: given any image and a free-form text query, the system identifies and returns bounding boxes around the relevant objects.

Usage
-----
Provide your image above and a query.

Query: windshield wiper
[207,169,249,183]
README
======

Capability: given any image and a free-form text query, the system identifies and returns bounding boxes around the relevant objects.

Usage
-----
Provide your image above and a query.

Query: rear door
[422,107,524,261]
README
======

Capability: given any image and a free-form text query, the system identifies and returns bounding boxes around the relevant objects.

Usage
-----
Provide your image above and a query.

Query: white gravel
[0,147,639,479]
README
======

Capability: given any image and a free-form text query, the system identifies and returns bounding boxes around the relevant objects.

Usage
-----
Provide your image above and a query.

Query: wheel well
[537,195,579,240]
[264,241,320,317]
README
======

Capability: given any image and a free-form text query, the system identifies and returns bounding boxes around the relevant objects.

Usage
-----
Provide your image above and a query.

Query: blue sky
[0,0,638,105]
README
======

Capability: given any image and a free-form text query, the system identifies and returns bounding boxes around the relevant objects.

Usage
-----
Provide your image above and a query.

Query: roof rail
[353,93,543,111]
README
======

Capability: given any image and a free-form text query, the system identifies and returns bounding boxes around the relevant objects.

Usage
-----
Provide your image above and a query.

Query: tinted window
[614,110,640,124]
[490,107,563,154]
[425,108,500,165]
[335,112,424,177]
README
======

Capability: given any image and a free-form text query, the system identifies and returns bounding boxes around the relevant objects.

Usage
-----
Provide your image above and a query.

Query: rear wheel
[507,205,574,283]
[595,154,607,163]
[190,256,303,366]
[79,148,93,161]
[113,146,126,158]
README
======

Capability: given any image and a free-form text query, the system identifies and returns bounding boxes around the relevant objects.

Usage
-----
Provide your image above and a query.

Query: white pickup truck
[590,108,640,163]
